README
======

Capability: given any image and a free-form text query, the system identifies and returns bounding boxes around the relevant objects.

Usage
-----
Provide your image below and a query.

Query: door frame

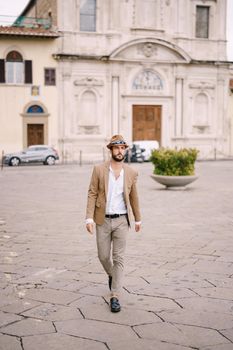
[27,124,45,146]
[21,103,49,148]
[122,98,171,147]
[132,104,162,143]
[22,116,48,148]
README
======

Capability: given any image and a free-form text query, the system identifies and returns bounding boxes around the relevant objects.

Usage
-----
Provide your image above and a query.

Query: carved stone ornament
[74,77,104,87]
[133,70,163,91]
[78,125,100,135]
[189,82,215,90]
[138,43,158,58]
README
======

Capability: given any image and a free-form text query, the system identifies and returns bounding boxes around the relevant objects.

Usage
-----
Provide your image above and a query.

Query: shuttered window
[2,51,32,84]
[44,68,56,85]
[196,6,209,39]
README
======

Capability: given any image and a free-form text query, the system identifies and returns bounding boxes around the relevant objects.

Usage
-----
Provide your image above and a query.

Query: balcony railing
[0,15,51,29]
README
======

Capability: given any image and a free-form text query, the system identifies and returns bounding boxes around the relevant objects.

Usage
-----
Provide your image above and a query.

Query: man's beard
[112,153,125,162]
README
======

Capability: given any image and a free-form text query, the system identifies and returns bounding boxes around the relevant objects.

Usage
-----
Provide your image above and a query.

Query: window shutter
[44,68,56,85]
[0,59,5,83]
[51,69,56,85]
[25,60,32,84]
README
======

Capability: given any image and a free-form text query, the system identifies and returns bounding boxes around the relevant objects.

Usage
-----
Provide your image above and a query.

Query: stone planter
[151,174,198,188]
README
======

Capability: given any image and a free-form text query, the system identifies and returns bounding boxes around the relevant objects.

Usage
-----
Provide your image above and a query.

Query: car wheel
[9,157,20,166]
[45,156,55,165]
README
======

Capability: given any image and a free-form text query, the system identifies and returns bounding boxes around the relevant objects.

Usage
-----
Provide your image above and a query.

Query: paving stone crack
[205,278,217,287]
[102,296,110,306]
[80,314,153,328]
[132,321,158,327]
[131,325,141,338]
[140,276,150,284]
[0,317,23,330]
[187,288,200,296]
[64,333,116,346]
[149,310,165,322]
[77,307,85,319]
[66,296,87,306]
[217,330,233,343]
[103,341,111,350]
[17,305,43,315]
[122,286,130,293]
[124,289,189,302]
[52,321,58,333]
[19,337,25,350]
[168,320,233,335]
[172,299,184,309]
[160,340,199,350]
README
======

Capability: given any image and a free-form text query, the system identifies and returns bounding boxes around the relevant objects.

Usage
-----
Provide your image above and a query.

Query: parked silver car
[3,145,59,166]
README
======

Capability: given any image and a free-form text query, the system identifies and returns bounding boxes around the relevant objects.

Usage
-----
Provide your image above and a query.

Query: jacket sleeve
[129,172,141,222]
[86,166,99,220]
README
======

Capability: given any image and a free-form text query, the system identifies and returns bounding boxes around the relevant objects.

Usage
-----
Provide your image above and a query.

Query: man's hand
[86,223,94,234]
[135,223,141,232]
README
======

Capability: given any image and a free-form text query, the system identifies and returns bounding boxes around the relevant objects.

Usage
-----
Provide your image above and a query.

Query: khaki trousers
[96,215,129,297]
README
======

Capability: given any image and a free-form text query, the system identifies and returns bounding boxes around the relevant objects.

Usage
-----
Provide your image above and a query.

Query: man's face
[111,145,127,162]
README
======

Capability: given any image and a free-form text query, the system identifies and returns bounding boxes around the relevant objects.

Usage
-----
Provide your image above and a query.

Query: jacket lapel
[123,163,129,201]
[104,161,110,201]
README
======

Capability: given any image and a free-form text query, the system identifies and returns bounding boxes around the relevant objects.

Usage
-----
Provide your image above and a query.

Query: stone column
[111,76,119,135]
[176,0,187,36]
[175,77,184,137]
[108,0,120,30]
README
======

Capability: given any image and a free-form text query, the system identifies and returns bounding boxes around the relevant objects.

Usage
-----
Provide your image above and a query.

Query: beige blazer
[86,161,141,225]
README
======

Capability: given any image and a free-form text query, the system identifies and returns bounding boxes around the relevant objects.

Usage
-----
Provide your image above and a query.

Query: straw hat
[106,135,129,149]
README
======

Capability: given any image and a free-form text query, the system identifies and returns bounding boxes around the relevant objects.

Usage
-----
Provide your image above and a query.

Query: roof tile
[0,26,59,38]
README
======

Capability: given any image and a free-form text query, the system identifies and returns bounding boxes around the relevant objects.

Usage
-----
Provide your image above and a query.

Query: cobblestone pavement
[1,161,233,350]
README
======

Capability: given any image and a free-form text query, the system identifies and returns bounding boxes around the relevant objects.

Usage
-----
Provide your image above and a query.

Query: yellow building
[0,24,59,154]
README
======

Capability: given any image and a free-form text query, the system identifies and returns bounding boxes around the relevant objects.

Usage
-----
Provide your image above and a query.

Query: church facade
[10,0,232,161]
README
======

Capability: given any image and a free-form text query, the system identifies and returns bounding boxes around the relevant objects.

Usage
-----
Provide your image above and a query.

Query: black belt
[105,214,127,219]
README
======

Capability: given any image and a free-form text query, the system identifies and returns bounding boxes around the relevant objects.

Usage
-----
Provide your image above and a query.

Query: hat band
[110,140,126,145]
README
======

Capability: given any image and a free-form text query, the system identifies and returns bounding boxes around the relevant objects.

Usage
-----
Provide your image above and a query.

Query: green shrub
[150,148,199,176]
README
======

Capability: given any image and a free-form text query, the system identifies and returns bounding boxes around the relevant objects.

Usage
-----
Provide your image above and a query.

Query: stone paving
[0,161,233,350]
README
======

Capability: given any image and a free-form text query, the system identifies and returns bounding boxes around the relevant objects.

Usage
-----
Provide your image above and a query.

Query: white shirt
[106,166,127,214]
[86,165,141,225]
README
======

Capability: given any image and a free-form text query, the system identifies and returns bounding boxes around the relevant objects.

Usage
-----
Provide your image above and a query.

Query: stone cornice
[53,54,109,61]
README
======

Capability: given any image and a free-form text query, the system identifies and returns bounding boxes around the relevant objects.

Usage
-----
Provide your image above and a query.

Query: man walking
[86,135,141,312]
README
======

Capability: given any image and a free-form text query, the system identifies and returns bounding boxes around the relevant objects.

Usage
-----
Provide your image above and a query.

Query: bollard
[79,150,82,166]
[1,150,4,170]
[214,148,217,160]
[127,149,131,163]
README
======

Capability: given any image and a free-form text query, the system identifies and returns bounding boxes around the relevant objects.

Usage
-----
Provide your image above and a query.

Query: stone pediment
[110,39,190,63]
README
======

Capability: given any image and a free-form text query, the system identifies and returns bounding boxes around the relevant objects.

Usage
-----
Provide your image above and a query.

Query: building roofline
[0,26,60,38]
[19,0,36,17]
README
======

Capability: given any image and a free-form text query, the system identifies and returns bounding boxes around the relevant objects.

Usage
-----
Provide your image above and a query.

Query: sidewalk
[0,161,233,350]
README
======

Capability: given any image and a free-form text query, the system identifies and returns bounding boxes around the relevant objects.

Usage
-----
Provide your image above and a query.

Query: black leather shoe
[110,297,121,313]
[108,275,112,291]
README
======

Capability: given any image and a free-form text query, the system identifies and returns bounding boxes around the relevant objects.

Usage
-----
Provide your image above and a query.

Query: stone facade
[54,0,231,161]
[5,0,232,161]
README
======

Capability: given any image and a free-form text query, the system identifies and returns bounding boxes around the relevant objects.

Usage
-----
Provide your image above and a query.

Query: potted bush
[150,147,199,188]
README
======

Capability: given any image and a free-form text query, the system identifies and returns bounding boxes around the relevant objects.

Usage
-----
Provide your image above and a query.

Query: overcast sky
[0,0,233,60]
